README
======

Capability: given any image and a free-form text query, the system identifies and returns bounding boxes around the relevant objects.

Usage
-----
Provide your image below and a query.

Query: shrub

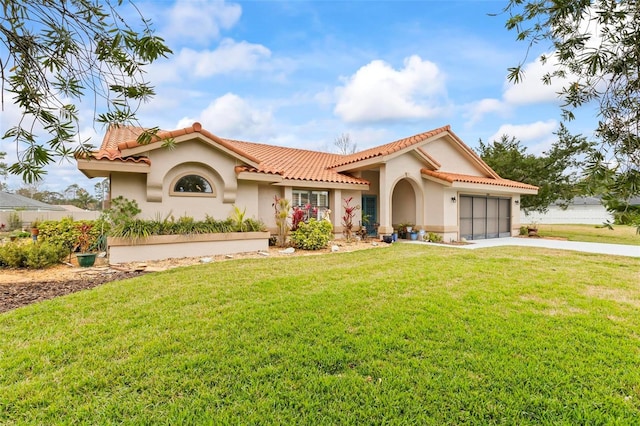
[38,218,106,253]
[0,241,66,269]
[8,212,21,231]
[427,232,443,243]
[290,219,333,250]
[24,243,67,269]
[519,225,528,236]
[0,242,26,268]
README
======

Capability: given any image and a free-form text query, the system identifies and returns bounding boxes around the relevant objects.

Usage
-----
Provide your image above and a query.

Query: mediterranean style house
[77,122,538,242]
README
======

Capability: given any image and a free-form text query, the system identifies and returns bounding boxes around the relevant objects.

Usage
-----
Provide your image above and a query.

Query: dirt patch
[0,240,387,313]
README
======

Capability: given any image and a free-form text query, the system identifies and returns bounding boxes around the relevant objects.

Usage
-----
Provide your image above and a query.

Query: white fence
[522,205,613,225]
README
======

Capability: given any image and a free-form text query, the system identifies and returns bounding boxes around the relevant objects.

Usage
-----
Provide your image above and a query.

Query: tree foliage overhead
[501,0,640,203]
[0,0,172,183]
[478,124,595,213]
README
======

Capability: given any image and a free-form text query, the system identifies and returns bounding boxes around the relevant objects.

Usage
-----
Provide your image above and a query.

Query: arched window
[173,174,213,194]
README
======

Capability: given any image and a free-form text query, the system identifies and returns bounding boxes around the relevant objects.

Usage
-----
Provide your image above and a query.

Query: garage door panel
[460,195,511,240]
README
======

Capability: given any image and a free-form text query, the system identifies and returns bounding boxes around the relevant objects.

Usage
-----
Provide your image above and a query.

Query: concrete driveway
[418,237,640,258]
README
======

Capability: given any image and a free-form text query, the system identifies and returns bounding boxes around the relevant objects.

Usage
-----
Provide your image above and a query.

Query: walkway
[415,237,640,258]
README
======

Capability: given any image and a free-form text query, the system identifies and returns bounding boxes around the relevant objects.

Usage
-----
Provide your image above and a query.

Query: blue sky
[0,0,598,194]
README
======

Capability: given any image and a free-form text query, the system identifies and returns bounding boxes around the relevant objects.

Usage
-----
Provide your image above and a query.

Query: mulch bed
[0,271,146,314]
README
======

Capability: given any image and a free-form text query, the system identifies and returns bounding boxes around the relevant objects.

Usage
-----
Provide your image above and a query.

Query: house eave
[274,179,370,191]
[422,173,538,194]
[237,171,283,183]
[120,134,261,169]
[77,159,150,178]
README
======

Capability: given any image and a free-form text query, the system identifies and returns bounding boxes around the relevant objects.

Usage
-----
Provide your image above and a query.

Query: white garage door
[460,195,511,240]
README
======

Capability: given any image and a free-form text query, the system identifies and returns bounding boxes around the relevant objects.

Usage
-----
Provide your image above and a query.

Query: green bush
[427,232,443,243]
[0,241,66,269]
[0,242,26,268]
[8,212,22,231]
[24,243,67,269]
[38,218,107,252]
[110,214,265,239]
[290,219,333,250]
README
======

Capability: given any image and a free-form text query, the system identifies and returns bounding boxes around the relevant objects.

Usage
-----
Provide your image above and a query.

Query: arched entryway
[391,178,417,228]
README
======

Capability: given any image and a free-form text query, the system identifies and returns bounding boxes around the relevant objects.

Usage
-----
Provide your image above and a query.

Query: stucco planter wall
[107,231,270,264]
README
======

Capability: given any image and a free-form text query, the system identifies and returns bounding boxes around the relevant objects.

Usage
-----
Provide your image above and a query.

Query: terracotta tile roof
[87,122,532,190]
[225,139,368,185]
[330,125,451,168]
[421,169,539,191]
[92,123,367,185]
[88,125,150,165]
[114,122,261,164]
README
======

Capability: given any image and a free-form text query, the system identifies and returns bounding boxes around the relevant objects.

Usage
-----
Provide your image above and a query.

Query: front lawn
[536,224,639,245]
[1,244,639,423]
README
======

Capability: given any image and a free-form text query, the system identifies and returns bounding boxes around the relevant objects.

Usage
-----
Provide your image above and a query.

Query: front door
[361,195,377,236]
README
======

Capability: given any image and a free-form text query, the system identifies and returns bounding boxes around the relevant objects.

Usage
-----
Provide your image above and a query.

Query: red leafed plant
[291,206,306,231]
[75,222,94,253]
[342,197,360,241]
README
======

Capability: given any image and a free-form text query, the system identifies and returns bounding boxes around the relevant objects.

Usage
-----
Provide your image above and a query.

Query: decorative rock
[225,254,234,259]
[371,242,379,246]
[279,247,295,254]
[331,245,340,252]
[200,257,213,263]
[258,251,270,256]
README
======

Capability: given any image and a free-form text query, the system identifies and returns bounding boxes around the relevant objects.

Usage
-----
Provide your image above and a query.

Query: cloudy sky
[0,0,598,194]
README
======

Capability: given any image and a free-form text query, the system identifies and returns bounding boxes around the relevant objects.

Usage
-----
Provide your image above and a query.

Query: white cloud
[163,0,242,46]
[334,55,447,123]
[488,120,558,154]
[148,39,272,83]
[177,93,273,140]
[465,98,511,126]
[502,54,566,105]
[182,39,271,77]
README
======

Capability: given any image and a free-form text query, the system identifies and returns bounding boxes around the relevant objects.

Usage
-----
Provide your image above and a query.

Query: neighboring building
[523,197,613,225]
[0,192,101,226]
[77,122,538,241]
[0,191,66,212]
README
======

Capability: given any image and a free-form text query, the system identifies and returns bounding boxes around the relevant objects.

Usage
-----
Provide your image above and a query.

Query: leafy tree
[15,181,41,199]
[478,125,595,213]
[35,191,64,205]
[0,151,7,191]
[1,0,172,183]
[334,133,357,155]
[64,184,80,201]
[94,178,109,210]
[501,0,640,208]
[72,188,96,210]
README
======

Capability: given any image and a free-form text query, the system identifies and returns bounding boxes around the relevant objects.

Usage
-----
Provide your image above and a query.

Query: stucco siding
[423,137,484,176]
[424,180,445,230]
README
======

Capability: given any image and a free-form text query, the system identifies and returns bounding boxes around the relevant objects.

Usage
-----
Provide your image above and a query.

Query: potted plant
[30,219,40,239]
[527,221,539,237]
[75,222,97,267]
[410,228,419,240]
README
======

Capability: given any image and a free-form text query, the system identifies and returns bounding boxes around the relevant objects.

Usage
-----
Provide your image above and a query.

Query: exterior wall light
[514,199,520,205]
[451,196,457,203]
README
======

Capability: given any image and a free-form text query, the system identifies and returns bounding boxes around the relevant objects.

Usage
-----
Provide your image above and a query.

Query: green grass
[536,224,639,245]
[1,244,640,424]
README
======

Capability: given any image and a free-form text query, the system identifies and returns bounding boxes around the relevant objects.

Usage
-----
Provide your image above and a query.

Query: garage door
[459,195,511,240]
